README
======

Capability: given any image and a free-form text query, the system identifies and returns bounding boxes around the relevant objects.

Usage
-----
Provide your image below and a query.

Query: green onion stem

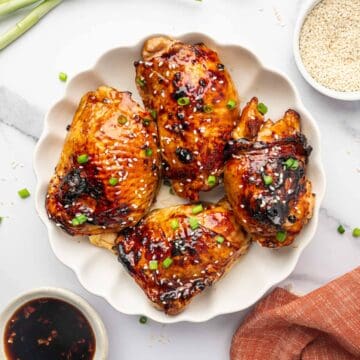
[0,0,62,51]
[0,0,40,17]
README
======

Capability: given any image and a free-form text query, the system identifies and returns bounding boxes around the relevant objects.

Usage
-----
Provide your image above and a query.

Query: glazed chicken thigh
[116,199,249,314]
[135,36,240,201]
[224,98,315,247]
[46,86,160,236]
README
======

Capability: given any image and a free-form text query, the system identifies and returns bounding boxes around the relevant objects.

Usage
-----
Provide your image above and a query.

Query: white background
[0,0,359,359]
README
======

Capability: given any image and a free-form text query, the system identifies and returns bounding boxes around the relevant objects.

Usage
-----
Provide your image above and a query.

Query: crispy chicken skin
[116,199,249,314]
[224,97,315,248]
[46,86,161,236]
[135,36,240,201]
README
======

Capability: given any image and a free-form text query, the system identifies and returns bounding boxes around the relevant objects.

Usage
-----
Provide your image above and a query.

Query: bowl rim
[0,287,108,359]
[33,32,326,323]
[293,0,360,101]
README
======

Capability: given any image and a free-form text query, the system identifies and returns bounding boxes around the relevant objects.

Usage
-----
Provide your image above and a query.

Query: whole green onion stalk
[0,0,41,17]
[0,0,62,51]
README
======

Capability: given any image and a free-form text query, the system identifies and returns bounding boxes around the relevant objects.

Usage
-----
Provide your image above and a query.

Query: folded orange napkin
[231,267,360,360]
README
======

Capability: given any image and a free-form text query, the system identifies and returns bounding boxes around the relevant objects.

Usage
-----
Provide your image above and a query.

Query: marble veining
[0,1,359,359]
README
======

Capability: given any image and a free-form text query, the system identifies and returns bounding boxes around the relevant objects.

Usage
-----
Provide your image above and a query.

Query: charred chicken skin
[135,36,240,201]
[46,86,160,236]
[224,97,315,248]
[116,199,249,314]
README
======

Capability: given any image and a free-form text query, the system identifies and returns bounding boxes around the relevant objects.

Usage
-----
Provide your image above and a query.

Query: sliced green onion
[162,257,173,269]
[192,204,203,214]
[263,174,273,186]
[58,72,67,82]
[109,177,118,186]
[203,104,213,113]
[216,235,224,244]
[150,109,157,120]
[169,187,175,195]
[145,148,153,156]
[276,231,287,242]
[170,218,179,230]
[0,216,3,223]
[284,158,299,170]
[0,0,62,51]
[189,217,199,230]
[177,97,190,106]
[143,118,151,126]
[226,99,237,110]
[257,102,268,115]
[139,316,147,324]
[337,225,345,234]
[136,77,146,88]
[290,160,299,170]
[71,214,87,226]
[77,154,89,164]
[149,260,158,270]
[352,228,360,238]
[207,175,217,186]
[117,115,127,125]
[18,188,30,199]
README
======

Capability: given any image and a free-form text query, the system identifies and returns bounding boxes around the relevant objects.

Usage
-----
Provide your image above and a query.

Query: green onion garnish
[143,118,151,126]
[352,228,360,238]
[226,99,237,110]
[284,158,299,170]
[145,148,153,156]
[59,72,67,82]
[0,216,3,224]
[149,260,158,270]
[263,174,273,186]
[162,257,173,269]
[216,235,225,244]
[189,217,199,230]
[18,188,30,199]
[203,104,213,113]
[170,219,179,230]
[118,115,127,125]
[71,214,88,226]
[276,231,287,242]
[169,187,175,195]
[77,154,89,164]
[207,175,217,186]
[139,316,147,324]
[177,97,190,106]
[109,177,118,186]
[150,109,157,120]
[337,225,345,234]
[136,77,146,88]
[192,204,203,214]
[290,160,299,170]
[257,102,268,115]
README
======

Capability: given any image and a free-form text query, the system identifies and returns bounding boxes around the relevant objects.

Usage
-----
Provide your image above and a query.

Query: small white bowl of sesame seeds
[294,0,360,101]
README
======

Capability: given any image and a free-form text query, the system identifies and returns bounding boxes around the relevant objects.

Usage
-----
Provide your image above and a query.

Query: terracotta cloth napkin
[231,267,360,360]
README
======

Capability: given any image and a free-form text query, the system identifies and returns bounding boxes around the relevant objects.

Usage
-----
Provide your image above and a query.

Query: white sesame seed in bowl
[293,0,360,101]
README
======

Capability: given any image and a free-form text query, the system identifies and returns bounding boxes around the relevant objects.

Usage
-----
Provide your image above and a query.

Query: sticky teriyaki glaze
[116,199,249,315]
[224,97,315,248]
[4,298,95,360]
[135,36,240,201]
[46,86,161,236]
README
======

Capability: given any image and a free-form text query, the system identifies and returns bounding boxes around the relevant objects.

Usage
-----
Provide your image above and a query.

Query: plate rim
[33,32,326,323]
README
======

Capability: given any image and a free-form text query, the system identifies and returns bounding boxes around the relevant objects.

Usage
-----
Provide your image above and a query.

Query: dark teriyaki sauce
[4,297,95,360]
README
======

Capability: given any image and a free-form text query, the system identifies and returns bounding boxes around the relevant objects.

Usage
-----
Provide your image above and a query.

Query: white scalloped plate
[34,33,326,323]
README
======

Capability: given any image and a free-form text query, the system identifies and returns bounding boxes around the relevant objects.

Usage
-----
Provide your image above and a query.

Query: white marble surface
[0,0,359,358]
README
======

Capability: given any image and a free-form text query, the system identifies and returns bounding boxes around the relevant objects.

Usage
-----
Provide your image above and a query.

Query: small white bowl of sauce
[0,288,108,360]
